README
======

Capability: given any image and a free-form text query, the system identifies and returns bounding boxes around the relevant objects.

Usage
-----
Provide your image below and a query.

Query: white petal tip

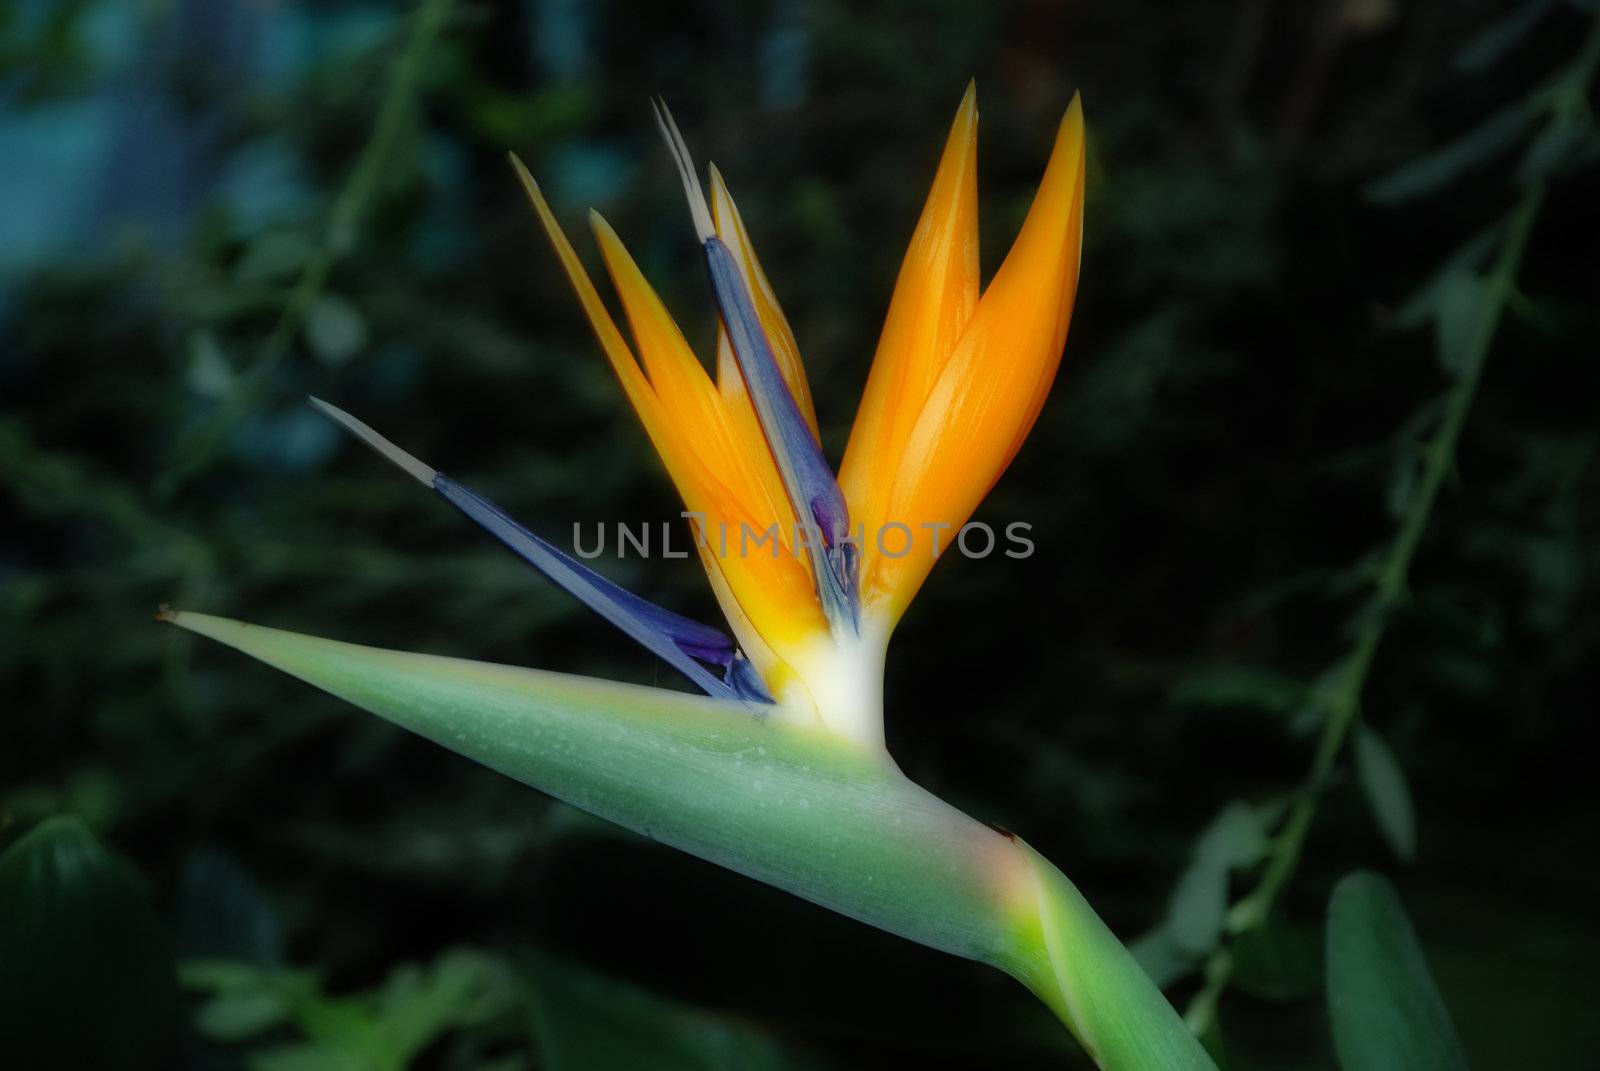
[650,97,716,243]
[308,396,437,486]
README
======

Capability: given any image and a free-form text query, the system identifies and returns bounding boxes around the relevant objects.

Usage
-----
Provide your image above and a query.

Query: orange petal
[858,94,1086,625]
[514,157,828,669]
[589,215,790,538]
[840,83,981,567]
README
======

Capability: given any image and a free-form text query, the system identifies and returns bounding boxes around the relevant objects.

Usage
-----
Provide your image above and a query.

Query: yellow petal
[512,154,828,673]
[840,83,981,585]
[853,94,1086,626]
[590,217,830,652]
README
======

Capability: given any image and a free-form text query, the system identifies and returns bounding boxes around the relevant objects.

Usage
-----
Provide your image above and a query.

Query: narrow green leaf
[530,958,790,1071]
[1366,105,1534,204]
[1326,872,1468,1071]
[1169,667,1305,715]
[1162,802,1271,959]
[1455,1,1553,73]
[196,989,290,1042]
[1195,802,1271,870]
[1354,725,1417,861]
[1169,861,1228,956]
[187,330,236,398]
[1387,452,1420,517]
[1517,115,1597,184]
[1433,271,1486,379]
[1393,230,1497,329]
[374,950,521,1064]
[0,816,182,1069]
[236,230,317,283]
[180,959,277,991]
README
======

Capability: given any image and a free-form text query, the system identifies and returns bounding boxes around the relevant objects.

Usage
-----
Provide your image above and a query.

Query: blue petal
[650,100,858,632]
[309,397,772,704]
[433,476,737,680]
[703,237,858,632]
[727,652,774,703]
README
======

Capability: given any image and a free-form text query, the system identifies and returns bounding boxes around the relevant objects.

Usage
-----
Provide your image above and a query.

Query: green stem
[1255,181,1540,908]
[1185,11,1600,1029]
[159,0,453,496]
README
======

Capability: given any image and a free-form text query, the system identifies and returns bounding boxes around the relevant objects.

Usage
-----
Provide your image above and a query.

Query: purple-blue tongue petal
[308,398,771,704]
[703,238,857,629]
[651,100,859,632]
[431,476,734,672]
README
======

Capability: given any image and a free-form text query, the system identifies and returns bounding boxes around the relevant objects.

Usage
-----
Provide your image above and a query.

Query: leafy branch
[159,0,454,497]
[1182,5,1600,1037]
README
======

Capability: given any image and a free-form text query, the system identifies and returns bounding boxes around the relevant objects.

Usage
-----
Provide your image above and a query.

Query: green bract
[165,610,1215,1070]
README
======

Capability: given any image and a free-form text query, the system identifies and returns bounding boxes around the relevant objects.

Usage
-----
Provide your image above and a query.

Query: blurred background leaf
[529,957,798,1071]
[1353,724,1417,861]
[1326,872,1468,1071]
[0,817,182,1070]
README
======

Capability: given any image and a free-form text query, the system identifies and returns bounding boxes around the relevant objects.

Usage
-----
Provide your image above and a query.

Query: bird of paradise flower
[163,86,1216,1070]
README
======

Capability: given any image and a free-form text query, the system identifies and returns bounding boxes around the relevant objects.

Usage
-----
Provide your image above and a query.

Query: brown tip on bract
[155,602,178,623]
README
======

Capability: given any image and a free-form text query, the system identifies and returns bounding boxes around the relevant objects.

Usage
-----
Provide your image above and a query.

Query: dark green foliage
[4,0,1599,1067]
[0,817,181,1070]
[528,958,796,1071]
[1326,872,1468,1071]
[1353,725,1416,861]
[183,950,525,1069]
